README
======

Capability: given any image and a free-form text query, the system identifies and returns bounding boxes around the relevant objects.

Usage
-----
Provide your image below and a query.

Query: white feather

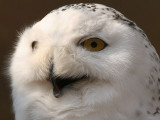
[10,3,160,120]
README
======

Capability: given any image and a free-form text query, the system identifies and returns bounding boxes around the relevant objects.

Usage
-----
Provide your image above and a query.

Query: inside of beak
[49,62,88,98]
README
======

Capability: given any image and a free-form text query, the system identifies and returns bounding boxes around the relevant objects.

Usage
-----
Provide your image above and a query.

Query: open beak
[49,63,61,98]
[49,62,88,98]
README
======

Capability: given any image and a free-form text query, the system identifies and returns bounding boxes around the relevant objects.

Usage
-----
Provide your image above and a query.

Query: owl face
[10,3,149,106]
[10,4,160,120]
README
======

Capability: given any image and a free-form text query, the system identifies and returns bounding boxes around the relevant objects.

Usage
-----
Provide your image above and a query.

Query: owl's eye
[81,38,107,51]
[31,41,38,50]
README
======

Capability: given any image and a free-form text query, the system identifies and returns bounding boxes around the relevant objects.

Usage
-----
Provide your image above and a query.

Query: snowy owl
[9,3,160,120]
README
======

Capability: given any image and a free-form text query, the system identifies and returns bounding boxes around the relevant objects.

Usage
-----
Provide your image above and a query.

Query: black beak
[49,63,61,98]
[49,62,88,98]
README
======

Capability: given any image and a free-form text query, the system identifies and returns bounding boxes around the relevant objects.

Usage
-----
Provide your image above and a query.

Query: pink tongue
[47,77,50,81]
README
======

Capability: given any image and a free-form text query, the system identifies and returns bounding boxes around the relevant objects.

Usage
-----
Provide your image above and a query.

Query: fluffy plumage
[10,3,160,120]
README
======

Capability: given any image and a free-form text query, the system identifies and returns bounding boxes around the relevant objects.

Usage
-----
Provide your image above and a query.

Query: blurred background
[0,0,160,119]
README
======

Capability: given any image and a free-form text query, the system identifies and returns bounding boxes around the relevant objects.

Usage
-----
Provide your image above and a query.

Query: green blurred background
[0,0,160,119]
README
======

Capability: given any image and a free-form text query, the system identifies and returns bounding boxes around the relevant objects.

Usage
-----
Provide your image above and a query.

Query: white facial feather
[9,3,160,120]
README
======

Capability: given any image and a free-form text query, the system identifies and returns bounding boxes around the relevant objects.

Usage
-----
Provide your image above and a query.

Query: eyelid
[32,41,38,50]
[78,36,101,45]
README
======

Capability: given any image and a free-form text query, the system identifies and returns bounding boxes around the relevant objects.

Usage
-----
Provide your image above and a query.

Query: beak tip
[54,89,61,98]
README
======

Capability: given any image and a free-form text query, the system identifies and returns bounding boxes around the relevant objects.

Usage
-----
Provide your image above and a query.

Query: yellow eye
[81,38,107,51]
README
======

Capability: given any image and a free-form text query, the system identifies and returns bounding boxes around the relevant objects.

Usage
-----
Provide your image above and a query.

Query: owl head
[10,4,157,117]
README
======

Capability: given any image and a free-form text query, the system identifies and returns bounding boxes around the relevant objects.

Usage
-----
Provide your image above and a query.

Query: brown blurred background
[0,0,160,119]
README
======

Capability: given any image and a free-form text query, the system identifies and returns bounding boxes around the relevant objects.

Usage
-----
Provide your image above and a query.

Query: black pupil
[91,42,97,48]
